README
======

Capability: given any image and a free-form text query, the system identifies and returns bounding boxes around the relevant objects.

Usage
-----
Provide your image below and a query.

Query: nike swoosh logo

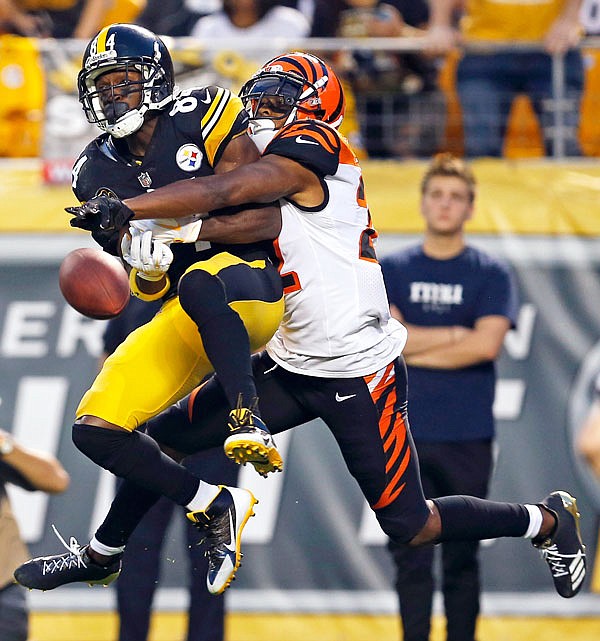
[200,91,211,104]
[263,364,278,374]
[224,509,236,554]
[296,135,318,145]
[335,393,357,402]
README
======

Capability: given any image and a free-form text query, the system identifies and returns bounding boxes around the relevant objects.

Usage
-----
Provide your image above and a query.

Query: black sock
[433,495,530,541]
[95,480,162,549]
[200,311,257,411]
[178,270,258,412]
[72,423,199,506]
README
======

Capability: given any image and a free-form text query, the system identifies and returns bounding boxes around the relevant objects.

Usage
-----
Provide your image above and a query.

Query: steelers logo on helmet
[239,52,345,130]
[78,23,175,138]
[176,144,203,172]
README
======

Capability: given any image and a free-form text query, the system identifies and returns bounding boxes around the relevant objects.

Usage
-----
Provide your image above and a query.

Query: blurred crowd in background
[1,0,600,162]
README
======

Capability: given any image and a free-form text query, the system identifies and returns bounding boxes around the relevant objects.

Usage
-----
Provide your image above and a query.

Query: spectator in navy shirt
[380,153,519,641]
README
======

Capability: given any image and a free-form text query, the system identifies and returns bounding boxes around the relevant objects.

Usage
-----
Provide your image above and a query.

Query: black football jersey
[71,86,274,295]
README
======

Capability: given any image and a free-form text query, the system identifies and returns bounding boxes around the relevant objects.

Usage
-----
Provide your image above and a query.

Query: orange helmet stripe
[254,52,345,127]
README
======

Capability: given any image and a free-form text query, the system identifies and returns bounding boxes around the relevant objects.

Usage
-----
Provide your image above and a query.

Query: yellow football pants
[77,253,284,430]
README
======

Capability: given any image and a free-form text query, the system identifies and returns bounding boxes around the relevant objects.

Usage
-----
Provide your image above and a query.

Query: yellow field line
[29,612,600,641]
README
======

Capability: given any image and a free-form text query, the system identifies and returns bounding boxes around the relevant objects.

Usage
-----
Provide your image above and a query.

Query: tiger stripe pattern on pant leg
[366,362,413,510]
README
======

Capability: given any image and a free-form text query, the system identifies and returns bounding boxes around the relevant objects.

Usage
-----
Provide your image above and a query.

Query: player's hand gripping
[66,196,135,255]
[121,229,173,281]
[67,195,134,232]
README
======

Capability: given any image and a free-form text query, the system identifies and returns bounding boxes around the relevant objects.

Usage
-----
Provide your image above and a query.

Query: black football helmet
[78,23,175,138]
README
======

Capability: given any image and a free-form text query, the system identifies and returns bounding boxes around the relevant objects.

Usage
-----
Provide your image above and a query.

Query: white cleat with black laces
[187,485,257,595]
[13,526,121,591]
[533,490,586,598]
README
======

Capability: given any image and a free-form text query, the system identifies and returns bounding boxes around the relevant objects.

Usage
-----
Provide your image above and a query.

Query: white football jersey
[263,120,407,377]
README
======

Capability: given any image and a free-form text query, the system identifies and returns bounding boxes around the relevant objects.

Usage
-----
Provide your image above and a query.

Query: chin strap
[248,118,278,153]
[105,107,146,138]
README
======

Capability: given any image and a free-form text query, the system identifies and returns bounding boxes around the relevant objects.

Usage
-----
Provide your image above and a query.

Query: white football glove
[121,229,173,281]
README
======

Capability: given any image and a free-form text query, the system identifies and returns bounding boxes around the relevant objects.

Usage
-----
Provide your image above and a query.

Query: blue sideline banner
[1,234,600,611]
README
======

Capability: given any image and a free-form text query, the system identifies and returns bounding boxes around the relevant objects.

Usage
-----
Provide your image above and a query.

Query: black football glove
[90,228,122,256]
[66,196,134,233]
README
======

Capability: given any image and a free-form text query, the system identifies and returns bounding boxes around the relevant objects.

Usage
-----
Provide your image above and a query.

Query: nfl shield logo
[138,172,152,188]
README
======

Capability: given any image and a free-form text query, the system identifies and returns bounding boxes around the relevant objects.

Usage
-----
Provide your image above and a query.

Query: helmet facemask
[240,72,326,130]
[240,52,345,137]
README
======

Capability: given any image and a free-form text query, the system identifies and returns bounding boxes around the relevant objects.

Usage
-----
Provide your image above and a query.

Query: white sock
[186,481,221,513]
[89,536,126,556]
[523,504,543,539]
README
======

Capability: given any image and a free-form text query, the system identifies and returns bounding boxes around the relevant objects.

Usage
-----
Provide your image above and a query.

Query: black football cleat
[187,485,257,594]
[533,490,586,598]
[13,528,121,591]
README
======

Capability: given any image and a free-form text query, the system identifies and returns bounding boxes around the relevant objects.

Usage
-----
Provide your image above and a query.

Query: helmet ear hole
[151,82,169,102]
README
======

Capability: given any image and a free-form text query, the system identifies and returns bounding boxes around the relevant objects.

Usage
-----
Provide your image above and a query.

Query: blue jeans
[457,50,584,157]
[0,582,28,641]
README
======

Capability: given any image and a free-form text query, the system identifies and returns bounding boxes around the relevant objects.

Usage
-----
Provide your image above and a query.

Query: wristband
[129,269,170,301]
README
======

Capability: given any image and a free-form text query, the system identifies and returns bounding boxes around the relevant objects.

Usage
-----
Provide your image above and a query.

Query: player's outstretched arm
[198,133,283,243]
[124,154,319,225]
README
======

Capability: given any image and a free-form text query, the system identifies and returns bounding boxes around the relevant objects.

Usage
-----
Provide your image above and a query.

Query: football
[59,247,130,320]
